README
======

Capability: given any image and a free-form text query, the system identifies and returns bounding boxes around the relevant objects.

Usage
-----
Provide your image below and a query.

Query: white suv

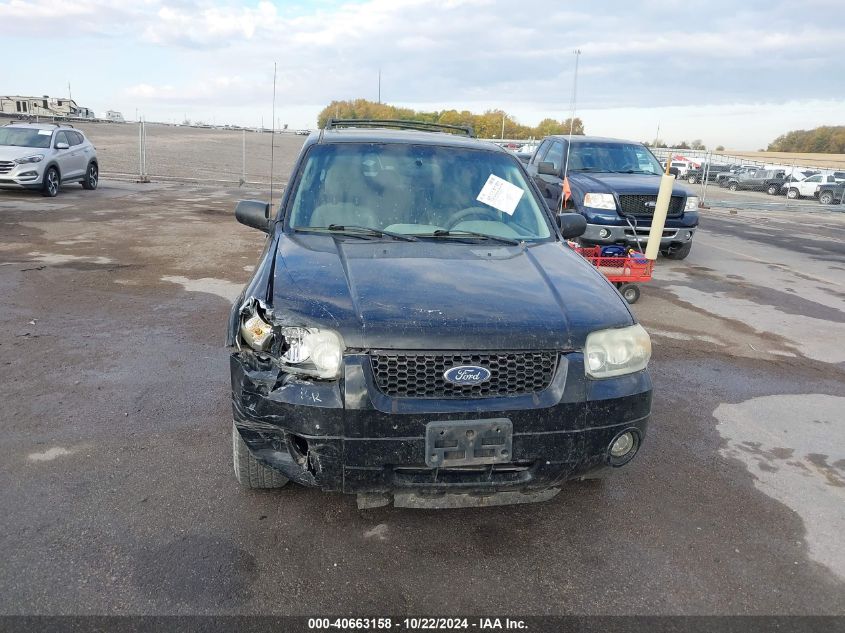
[0,123,99,197]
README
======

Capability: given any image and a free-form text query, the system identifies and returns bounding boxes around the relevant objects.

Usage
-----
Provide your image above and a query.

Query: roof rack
[323,118,475,138]
[2,121,62,128]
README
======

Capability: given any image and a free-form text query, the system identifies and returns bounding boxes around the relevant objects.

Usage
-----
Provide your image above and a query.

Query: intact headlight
[585,324,651,379]
[685,196,699,211]
[14,154,44,164]
[281,327,344,379]
[583,193,616,210]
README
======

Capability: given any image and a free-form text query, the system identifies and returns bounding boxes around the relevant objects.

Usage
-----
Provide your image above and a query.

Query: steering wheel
[445,206,501,230]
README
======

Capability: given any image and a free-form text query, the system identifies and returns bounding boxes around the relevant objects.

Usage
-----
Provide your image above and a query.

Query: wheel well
[45,162,60,178]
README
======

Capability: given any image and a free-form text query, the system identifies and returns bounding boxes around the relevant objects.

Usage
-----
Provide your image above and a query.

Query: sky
[2,0,844,149]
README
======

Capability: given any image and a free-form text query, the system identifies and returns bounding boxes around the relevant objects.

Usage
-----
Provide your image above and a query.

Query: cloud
[4,0,845,143]
[142,1,279,47]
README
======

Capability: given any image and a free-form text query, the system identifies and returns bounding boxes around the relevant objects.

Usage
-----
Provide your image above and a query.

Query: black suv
[228,120,653,509]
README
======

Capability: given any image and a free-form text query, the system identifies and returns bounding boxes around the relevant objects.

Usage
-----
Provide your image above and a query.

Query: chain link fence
[648,147,845,211]
[19,117,845,211]
[74,120,307,188]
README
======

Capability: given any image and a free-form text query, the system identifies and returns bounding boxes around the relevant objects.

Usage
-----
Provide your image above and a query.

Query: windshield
[288,143,551,240]
[567,141,663,174]
[0,127,53,148]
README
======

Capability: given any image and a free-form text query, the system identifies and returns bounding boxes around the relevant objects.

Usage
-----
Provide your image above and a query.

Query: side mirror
[538,162,558,176]
[557,213,587,239]
[55,142,69,150]
[235,199,271,232]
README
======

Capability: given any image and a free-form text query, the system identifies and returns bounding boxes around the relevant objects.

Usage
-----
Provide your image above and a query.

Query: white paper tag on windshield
[476,174,523,215]
[37,130,52,135]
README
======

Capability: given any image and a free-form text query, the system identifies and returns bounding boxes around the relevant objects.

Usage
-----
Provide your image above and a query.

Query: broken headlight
[240,313,274,351]
[280,327,344,379]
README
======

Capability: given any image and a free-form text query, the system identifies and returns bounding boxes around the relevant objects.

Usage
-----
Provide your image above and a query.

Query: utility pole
[378,68,381,104]
[68,81,72,103]
[501,113,505,140]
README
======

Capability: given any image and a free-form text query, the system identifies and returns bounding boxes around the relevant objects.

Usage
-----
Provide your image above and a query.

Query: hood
[569,172,689,197]
[0,145,47,161]
[269,235,633,351]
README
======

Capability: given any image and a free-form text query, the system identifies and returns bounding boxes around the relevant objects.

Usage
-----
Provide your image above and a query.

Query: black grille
[370,352,558,399]
[0,161,14,175]
[618,194,685,217]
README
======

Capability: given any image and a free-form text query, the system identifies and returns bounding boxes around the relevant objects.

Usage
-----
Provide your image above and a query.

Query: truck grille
[618,194,685,217]
[0,161,14,175]
[370,352,558,399]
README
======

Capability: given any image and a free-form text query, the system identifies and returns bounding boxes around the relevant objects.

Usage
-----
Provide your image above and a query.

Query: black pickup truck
[725,169,787,194]
[685,163,731,184]
[525,135,699,259]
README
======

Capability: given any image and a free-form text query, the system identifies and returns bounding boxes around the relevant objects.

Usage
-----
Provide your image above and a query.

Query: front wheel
[82,162,98,190]
[729,182,739,191]
[664,242,692,260]
[819,191,835,205]
[687,175,698,184]
[767,184,779,195]
[232,423,289,489]
[41,166,59,197]
[787,188,800,199]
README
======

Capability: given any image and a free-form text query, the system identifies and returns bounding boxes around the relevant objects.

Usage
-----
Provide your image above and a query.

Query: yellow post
[645,160,676,260]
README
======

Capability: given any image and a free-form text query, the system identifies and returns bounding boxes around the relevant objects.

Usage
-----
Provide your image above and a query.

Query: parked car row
[679,161,844,204]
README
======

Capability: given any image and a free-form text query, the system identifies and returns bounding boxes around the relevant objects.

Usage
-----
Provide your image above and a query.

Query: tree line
[316,99,584,139]
[767,126,845,153]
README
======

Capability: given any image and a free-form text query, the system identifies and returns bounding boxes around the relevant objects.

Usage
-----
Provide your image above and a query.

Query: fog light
[599,228,611,239]
[610,431,635,458]
[685,231,692,240]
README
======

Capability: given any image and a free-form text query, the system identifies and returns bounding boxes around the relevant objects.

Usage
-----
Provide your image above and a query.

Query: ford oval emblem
[443,365,492,386]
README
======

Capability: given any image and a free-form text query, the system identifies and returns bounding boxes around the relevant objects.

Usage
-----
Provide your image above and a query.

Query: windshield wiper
[609,170,659,174]
[294,224,417,241]
[418,229,521,245]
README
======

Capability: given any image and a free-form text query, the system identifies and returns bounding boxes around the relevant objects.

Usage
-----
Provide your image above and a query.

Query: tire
[767,184,779,195]
[232,422,289,489]
[787,188,799,199]
[819,192,835,205]
[82,162,98,190]
[687,175,697,184]
[729,182,739,191]
[618,283,641,304]
[41,166,59,197]
[664,242,692,260]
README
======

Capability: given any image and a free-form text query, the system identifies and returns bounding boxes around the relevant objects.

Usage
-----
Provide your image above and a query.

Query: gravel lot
[0,158,843,615]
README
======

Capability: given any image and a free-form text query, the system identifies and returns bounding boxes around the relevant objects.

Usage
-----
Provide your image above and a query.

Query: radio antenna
[269,61,277,208]
[560,49,581,212]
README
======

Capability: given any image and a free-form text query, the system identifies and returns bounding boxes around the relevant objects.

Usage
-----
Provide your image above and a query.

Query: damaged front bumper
[231,350,651,499]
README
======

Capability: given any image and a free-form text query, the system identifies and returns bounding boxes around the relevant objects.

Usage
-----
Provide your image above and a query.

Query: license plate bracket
[425,418,513,468]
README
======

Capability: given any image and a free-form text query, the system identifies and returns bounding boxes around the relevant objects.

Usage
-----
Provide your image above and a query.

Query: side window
[55,131,69,147]
[805,175,821,183]
[544,141,564,172]
[70,131,84,145]
[533,140,551,164]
